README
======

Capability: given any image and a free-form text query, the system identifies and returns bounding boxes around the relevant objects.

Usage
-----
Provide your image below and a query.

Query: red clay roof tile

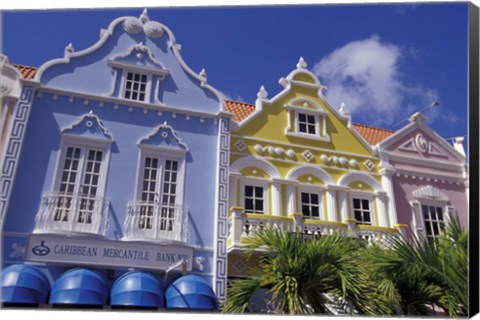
[13,64,37,80]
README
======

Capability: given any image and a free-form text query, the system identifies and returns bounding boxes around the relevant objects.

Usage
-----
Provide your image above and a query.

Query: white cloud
[218,90,245,103]
[313,35,438,126]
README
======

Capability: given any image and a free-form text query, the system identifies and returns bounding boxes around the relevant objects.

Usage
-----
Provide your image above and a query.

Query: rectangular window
[138,157,179,231]
[298,113,316,135]
[244,185,264,214]
[54,146,104,224]
[301,192,320,219]
[123,71,148,102]
[422,205,444,240]
[353,198,371,225]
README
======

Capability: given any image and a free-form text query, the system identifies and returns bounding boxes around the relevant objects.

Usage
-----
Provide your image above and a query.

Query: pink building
[378,112,469,240]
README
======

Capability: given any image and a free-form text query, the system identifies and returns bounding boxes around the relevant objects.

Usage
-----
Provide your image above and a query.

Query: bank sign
[25,234,193,272]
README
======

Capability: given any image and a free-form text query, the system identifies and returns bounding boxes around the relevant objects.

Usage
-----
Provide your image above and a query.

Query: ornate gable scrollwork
[61,111,114,142]
[139,121,188,152]
[107,42,169,78]
[397,133,448,158]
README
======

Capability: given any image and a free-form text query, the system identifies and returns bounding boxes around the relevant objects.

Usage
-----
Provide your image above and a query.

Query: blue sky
[0,3,470,146]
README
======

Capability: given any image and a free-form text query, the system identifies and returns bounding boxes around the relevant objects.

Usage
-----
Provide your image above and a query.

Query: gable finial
[140,8,150,23]
[257,86,268,99]
[296,57,307,69]
[64,43,75,56]
[339,102,350,116]
[199,68,207,79]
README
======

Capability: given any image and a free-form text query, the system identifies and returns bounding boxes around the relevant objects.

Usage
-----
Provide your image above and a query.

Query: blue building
[0,10,231,309]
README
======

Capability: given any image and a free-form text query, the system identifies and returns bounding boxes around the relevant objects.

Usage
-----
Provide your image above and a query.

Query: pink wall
[392,175,468,230]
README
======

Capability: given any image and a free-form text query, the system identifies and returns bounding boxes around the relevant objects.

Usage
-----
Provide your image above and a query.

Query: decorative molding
[34,10,225,112]
[254,144,295,158]
[213,117,230,302]
[413,185,449,202]
[286,164,334,185]
[138,121,188,152]
[0,86,35,227]
[9,243,25,259]
[234,139,247,152]
[0,54,22,100]
[363,159,375,171]
[320,154,358,168]
[230,134,378,161]
[61,111,114,142]
[338,172,383,193]
[301,150,315,162]
[230,156,281,179]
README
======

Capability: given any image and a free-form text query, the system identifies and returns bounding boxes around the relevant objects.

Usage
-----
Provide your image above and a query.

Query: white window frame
[121,70,152,103]
[134,146,187,208]
[52,135,112,199]
[285,104,330,142]
[240,178,269,214]
[349,191,374,226]
[412,198,454,240]
[297,185,325,220]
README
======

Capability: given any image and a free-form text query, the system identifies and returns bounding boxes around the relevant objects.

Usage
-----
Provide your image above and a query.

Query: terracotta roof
[225,100,256,122]
[13,64,37,79]
[351,123,395,145]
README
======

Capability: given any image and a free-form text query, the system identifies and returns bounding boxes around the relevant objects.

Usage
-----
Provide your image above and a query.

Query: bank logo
[32,241,50,256]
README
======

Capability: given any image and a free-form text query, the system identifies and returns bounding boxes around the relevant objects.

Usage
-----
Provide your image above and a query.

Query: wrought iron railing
[34,192,109,236]
[123,201,188,242]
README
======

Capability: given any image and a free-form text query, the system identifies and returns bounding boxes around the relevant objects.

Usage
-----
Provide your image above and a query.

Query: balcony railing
[228,208,406,249]
[123,201,189,243]
[34,192,110,236]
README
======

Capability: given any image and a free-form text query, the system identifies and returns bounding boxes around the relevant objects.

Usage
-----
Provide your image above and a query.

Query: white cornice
[35,88,224,120]
[392,168,467,184]
[381,150,466,172]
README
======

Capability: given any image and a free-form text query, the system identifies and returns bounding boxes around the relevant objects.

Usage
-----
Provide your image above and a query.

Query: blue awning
[111,271,164,307]
[0,264,50,304]
[49,269,108,306]
[165,275,217,310]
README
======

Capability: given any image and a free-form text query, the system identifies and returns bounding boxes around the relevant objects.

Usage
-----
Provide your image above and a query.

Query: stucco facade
[378,113,468,240]
[225,59,406,278]
[1,11,230,308]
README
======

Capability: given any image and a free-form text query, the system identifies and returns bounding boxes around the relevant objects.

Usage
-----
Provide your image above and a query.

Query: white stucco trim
[230,156,281,179]
[337,172,383,193]
[286,164,335,185]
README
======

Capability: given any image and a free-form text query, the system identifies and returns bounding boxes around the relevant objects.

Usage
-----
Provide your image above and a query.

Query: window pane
[311,194,319,204]
[311,206,320,218]
[353,198,360,209]
[255,187,263,197]
[245,198,254,211]
[302,205,310,217]
[437,207,444,221]
[299,123,307,133]
[363,212,371,223]
[245,186,253,197]
[255,200,263,212]
[362,199,369,209]
[354,210,362,221]
[301,192,310,203]
[298,113,306,122]
[308,125,316,134]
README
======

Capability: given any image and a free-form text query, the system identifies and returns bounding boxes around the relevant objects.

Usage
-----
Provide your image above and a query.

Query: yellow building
[225,58,406,277]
